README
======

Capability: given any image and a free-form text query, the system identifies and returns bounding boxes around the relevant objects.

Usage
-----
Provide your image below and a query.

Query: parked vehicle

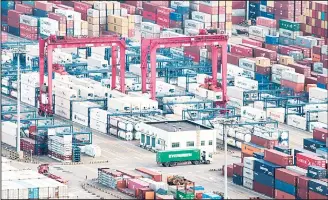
[156,148,213,167]
[37,164,68,184]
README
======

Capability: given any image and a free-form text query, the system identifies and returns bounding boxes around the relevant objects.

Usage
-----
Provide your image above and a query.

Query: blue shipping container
[265,35,279,45]
[249,2,260,10]
[317,83,327,89]
[22,1,35,6]
[191,186,205,191]
[169,12,183,21]
[274,146,292,155]
[321,12,326,21]
[176,6,190,14]
[253,171,275,187]
[255,73,271,83]
[279,36,295,46]
[66,28,74,36]
[275,179,296,196]
[316,147,328,159]
[233,174,243,186]
[1,1,15,9]
[8,26,20,36]
[308,179,328,196]
[202,193,222,199]
[33,8,48,17]
[254,159,282,177]
[303,138,326,153]
[142,18,156,24]
[1,8,9,16]
[307,166,327,179]
[28,188,39,199]
[260,0,267,6]
[253,152,265,159]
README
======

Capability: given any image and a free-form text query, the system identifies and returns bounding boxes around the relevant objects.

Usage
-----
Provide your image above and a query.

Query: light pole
[16,52,21,153]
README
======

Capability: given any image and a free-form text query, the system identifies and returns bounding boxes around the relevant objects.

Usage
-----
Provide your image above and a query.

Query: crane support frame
[38,35,126,116]
[140,35,228,104]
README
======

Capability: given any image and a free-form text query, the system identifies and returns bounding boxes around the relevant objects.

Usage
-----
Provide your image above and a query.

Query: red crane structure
[140,34,229,106]
[38,35,126,116]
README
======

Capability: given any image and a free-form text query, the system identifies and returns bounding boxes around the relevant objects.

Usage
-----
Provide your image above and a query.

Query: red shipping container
[279,45,302,55]
[296,60,313,68]
[149,1,169,7]
[143,10,156,21]
[317,74,328,84]
[135,167,162,182]
[251,135,278,149]
[142,2,157,13]
[227,53,244,66]
[309,191,327,200]
[117,169,143,179]
[305,77,317,85]
[61,1,74,7]
[15,4,33,15]
[1,32,8,42]
[265,44,279,52]
[156,16,170,28]
[296,153,326,169]
[1,15,8,23]
[241,152,253,163]
[120,3,136,14]
[281,80,304,92]
[297,188,309,199]
[55,4,74,11]
[52,1,62,5]
[127,179,149,190]
[73,2,92,13]
[20,29,38,40]
[242,38,263,48]
[184,51,200,63]
[128,29,135,38]
[48,12,66,23]
[275,168,300,186]
[232,16,245,25]
[169,20,182,28]
[266,6,274,14]
[35,1,53,11]
[7,10,23,28]
[253,181,275,198]
[199,4,225,15]
[256,17,276,28]
[232,163,244,176]
[125,1,142,8]
[288,63,311,77]
[156,6,172,16]
[211,22,225,30]
[275,189,296,199]
[254,47,277,61]
[232,1,246,9]
[20,23,38,34]
[67,21,74,29]
[313,128,328,142]
[264,149,293,167]
[230,44,253,57]
[289,45,311,58]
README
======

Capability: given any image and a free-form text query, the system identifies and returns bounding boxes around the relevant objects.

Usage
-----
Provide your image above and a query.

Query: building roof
[145,120,210,132]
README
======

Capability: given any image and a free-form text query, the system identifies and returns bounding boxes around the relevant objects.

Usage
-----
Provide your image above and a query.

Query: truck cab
[201,151,213,164]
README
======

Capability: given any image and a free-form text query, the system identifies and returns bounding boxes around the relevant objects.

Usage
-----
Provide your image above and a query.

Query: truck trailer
[156,149,213,167]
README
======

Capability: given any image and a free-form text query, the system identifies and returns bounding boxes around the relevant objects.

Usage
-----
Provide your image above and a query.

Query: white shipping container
[243,177,254,189]
[266,108,285,123]
[54,95,71,110]
[211,14,226,23]
[279,28,301,40]
[90,118,107,133]
[243,157,257,170]
[232,9,246,17]
[227,64,244,76]
[271,74,281,84]
[239,58,256,71]
[272,64,295,76]
[318,111,328,124]
[184,19,204,29]
[309,87,328,102]
[73,101,102,116]
[90,108,108,123]
[309,122,328,133]
[170,1,190,8]
[321,45,328,55]
[249,26,269,38]
[287,115,306,130]
[191,11,211,23]
[260,5,266,12]
[281,71,305,83]
[199,1,218,6]
[40,18,59,36]
[2,122,17,148]
[55,9,74,20]
[87,8,100,17]
[20,15,38,26]
[141,22,161,34]
[227,97,244,108]
[55,105,70,119]
[93,2,107,10]
[241,106,266,121]
[235,76,258,90]
[227,86,245,100]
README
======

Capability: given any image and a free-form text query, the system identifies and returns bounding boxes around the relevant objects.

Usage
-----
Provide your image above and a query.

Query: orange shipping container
[241,143,264,155]
[306,84,317,92]
[108,23,128,35]
[312,54,321,62]
[108,15,128,27]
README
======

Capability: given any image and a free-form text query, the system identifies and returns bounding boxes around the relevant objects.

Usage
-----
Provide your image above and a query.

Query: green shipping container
[176,190,195,200]
[279,19,300,32]
[156,149,200,163]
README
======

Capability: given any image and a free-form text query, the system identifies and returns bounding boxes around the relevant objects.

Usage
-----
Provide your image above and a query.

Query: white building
[139,120,216,153]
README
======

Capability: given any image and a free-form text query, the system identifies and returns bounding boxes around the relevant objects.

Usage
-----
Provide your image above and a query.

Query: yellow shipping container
[126,14,135,24]
[104,1,114,10]
[279,55,294,66]
[88,31,100,37]
[225,22,232,30]
[267,1,274,7]
[226,6,232,14]
[108,23,128,35]
[87,16,100,25]
[108,15,128,27]
[88,24,99,32]
[81,20,88,29]
[128,22,135,30]
[241,143,264,156]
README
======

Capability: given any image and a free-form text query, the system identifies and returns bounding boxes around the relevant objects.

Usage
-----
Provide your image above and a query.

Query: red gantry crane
[140,34,229,106]
[38,35,126,116]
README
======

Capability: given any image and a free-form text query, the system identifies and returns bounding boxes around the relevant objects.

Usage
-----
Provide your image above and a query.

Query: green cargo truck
[156,149,213,167]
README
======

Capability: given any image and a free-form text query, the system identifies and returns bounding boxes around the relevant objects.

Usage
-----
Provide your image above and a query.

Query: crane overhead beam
[141,34,228,106]
[38,35,126,116]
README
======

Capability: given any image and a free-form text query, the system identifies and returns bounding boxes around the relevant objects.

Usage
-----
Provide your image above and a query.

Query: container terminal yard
[1,1,328,199]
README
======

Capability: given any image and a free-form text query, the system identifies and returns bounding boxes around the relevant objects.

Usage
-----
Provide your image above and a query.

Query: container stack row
[232,147,328,199]
[48,135,73,162]
[97,167,223,199]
